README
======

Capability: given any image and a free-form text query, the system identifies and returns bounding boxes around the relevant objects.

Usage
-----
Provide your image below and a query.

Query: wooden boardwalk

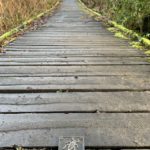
[0,0,150,149]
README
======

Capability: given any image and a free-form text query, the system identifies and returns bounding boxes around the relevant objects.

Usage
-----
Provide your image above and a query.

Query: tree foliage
[81,0,150,35]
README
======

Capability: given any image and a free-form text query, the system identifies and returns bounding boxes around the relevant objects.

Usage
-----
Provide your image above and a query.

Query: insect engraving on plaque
[59,137,84,150]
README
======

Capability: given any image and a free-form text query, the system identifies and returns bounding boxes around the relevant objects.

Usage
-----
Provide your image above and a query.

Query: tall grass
[0,0,58,35]
[81,0,150,36]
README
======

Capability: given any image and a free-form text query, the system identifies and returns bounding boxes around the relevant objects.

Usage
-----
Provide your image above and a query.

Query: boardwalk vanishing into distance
[0,0,150,149]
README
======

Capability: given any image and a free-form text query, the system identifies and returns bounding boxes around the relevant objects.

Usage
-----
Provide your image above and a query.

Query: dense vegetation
[0,0,58,35]
[81,0,150,37]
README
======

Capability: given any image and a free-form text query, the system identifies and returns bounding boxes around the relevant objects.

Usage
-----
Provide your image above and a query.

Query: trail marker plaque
[59,136,84,150]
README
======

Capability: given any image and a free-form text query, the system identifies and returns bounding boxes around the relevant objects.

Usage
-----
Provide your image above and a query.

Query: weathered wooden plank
[19,29,110,31]
[17,36,122,40]
[0,103,98,112]
[4,46,138,50]
[0,92,149,112]
[0,76,149,85]
[0,113,149,147]
[43,21,101,24]
[0,74,148,77]
[15,40,128,45]
[11,37,126,45]
[27,22,106,26]
[4,49,140,53]
[21,33,114,36]
[0,73,149,77]
[13,30,117,34]
[1,128,149,147]
[8,43,130,46]
[9,32,114,35]
[3,113,149,131]
[0,85,149,92]
[0,57,148,65]
[12,38,127,42]
[29,26,106,29]
[0,62,149,66]
[0,92,149,105]
[1,53,145,57]
[2,52,144,58]
[0,66,149,75]
[0,76,149,91]
[0,57,147,62]
[7,45,131,50]
[41,24,103,27]
[2,49,144,57]
[5,46,139,54]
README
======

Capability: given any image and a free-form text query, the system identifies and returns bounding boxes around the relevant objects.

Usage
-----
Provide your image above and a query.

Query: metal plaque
[59,136,84,150]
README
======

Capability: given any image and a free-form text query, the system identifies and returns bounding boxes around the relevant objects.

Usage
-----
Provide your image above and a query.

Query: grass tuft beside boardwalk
[0,0,60,48]
[0,0,59,35]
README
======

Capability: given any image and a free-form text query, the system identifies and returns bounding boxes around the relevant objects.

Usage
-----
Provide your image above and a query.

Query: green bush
[81,0,150,36]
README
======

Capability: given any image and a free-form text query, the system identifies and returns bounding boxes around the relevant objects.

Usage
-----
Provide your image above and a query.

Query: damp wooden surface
[0,0,150,148]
